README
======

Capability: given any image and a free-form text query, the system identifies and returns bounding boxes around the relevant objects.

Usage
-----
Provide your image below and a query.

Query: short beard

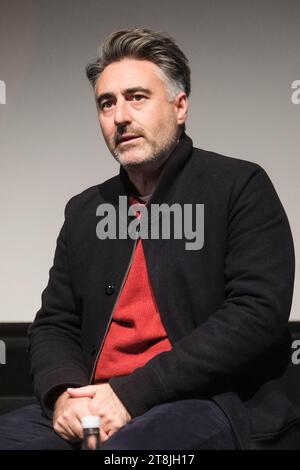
[112,131,179,172]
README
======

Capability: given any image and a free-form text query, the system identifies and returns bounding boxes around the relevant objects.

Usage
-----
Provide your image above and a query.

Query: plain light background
[0,0,299,322]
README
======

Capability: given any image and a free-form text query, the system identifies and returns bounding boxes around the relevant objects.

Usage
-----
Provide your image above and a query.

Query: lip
[117,135,142,145]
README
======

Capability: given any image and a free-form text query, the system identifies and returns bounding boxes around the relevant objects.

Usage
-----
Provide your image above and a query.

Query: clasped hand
[53,383,131,443]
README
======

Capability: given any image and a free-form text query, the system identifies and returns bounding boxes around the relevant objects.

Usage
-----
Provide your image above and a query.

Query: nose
[114,99,132,126]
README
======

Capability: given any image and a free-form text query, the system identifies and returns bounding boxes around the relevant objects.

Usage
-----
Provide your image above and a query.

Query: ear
[174,92,188,126]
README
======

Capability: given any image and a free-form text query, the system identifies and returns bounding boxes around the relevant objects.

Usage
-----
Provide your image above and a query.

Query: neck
[126,135,182,196]
[126,167,162,197]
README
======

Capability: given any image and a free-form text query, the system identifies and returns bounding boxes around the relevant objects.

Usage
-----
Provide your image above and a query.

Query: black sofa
[1,322,300,416]
[0,323,35,415]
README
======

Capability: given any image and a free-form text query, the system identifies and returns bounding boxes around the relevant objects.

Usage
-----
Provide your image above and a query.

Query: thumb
[67,385,97,398]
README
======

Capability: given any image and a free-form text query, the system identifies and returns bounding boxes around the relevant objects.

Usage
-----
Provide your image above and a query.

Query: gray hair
[86,28,191,103]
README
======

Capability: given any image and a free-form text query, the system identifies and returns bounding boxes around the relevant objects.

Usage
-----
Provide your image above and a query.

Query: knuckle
[89,405,99,415]
[56,416,63,427]
[61,412,69,421]
[53,422,59,433]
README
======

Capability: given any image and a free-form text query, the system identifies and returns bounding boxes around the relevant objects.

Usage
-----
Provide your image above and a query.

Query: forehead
[95,58,166,94]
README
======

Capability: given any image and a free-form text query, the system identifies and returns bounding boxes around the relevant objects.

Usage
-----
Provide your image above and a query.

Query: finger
[72,416,87,440]
[54,410,83,441]
[54,420,77,441]
[100,427,109,443]
[87,394,104,416]
[58,432,73,442]
[67,386,97,398]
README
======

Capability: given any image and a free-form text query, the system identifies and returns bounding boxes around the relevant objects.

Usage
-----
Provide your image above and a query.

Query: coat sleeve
[28,200,89,416]
[109,165,295,417]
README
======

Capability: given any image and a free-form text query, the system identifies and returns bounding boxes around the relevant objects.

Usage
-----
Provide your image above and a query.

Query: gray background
[0,0,299,322]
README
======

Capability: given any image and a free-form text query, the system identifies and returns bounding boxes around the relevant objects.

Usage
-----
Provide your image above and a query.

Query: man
[0,28,297,450]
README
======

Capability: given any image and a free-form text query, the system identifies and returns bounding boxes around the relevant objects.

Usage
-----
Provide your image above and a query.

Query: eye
[130,94,145,102]
[101,100,114,110]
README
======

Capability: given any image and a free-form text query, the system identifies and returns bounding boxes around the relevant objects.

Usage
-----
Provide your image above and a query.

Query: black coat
[29,134,298,449]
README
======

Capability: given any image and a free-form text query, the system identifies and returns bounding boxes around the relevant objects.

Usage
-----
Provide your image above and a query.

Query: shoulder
[189,146,273,195]
[64,174,120,218]
[185,146,281,216]
[191,146,264,178]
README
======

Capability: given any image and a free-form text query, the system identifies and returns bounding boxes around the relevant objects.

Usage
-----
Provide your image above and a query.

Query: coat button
[105,285,115,295]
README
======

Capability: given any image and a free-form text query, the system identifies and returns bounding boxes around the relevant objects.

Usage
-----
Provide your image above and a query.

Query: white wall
[0,0,299,321]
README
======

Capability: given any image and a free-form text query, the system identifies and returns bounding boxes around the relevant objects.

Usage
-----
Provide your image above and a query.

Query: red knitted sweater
[93,198,172,382]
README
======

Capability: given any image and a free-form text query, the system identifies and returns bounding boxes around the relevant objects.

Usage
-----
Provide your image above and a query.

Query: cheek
[138,108,171,135]
[153,108,177,135]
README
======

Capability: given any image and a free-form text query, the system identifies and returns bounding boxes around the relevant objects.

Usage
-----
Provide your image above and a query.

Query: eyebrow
[96,87,152,107]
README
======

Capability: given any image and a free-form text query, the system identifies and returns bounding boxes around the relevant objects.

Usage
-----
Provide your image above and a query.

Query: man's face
[95,58,187,172]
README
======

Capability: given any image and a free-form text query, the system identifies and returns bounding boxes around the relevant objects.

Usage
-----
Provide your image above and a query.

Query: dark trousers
[0,399,236,450]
